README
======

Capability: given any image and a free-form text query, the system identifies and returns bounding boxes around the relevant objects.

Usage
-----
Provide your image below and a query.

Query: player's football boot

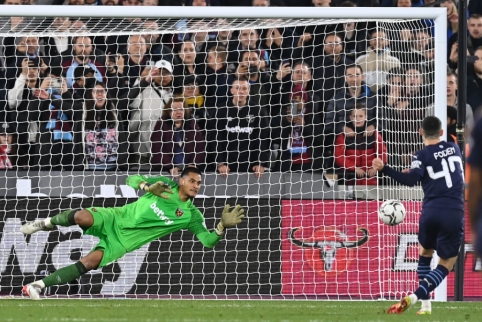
[387,296,412,314]
[22,283,42,300]
[21,219,52,235]
[417,309,432,315]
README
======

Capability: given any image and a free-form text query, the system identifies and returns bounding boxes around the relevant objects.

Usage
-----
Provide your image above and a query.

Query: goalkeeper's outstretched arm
[126,174,175,199]
[188,204,245,248]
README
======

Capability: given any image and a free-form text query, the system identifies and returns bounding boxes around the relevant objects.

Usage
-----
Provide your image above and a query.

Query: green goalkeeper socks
[50,210,77,227]
[42,261,88,287]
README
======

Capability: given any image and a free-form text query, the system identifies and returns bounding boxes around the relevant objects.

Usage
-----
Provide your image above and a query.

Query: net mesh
[0,10,462,300]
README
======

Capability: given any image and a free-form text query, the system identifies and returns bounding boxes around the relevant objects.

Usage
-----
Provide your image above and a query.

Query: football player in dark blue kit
[468,118,482,261]
[372,116,465,315]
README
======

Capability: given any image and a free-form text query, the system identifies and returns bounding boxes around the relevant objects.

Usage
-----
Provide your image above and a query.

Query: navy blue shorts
[418,208,464,259]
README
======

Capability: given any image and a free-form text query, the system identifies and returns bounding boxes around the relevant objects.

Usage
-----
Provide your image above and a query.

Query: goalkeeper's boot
[387,296,413,314]
[21,218,53,235]
[417,309,432,315]
[22,283,42,300]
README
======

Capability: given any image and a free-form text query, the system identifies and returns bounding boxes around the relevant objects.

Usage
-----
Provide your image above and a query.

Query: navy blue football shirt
[410,141,465,210]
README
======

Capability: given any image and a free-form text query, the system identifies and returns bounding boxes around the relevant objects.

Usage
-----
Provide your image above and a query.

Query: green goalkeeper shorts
[83,207,127,268]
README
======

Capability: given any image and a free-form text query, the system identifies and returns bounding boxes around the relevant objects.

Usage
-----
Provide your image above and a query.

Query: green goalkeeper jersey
[109,175,221,252]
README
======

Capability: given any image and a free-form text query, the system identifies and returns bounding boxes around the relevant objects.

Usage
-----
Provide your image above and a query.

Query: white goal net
[0,6,449,300]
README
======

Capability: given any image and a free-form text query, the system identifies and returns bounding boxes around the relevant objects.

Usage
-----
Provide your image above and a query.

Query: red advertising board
[281,200,481,299]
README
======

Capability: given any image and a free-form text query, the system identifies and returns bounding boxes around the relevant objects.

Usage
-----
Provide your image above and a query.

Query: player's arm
[187,205,245,248]
[126,175,175,199]
[372,158,423,187]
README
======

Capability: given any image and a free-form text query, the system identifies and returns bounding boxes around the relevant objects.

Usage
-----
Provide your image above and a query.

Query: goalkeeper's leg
[22,250,103,300]
[21,209,94,234]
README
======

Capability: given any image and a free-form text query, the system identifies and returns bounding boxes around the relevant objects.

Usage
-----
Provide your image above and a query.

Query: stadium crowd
[0,0,481,185]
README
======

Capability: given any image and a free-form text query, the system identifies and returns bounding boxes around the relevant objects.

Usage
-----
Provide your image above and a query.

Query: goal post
[0,5,457,300]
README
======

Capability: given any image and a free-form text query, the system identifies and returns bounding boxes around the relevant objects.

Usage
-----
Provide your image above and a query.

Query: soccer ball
[378,199,406,226]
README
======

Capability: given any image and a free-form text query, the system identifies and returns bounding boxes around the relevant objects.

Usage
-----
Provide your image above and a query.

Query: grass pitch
[0,299,480,322]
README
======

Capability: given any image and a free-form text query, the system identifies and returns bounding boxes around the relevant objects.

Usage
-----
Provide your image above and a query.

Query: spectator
[312,0,331,6]
[72,65,97,101]
[447,71,474,130]
[440,0,459,40]
[189,21,212,67]
[113,34,148,96]
[151,96,206,175]
[264,25,298,71]
[42,17,74,67]
[469,0,482,16]
[5,36,46,90]
[119,60,173,163]
[204,45,230,109]
[209,19,235,62]
[377,67,404,110]
[342,21,368,61]
[0,122,15,169]
[467,46,482,114]
[395,0,410,7]
[182,75,212,133]
[325,63,378,136]
[7,58,42,167]
[447,105,457,143]
[173,40,202,91]
[271,60,324,164]
[141,20,174,64]
[232,50,271,114]
[234,29,268,71]
[355,30,401,92]
[448,14,482,57]
[383,66,432,168]
[50,82,127,170]
[101,0,119,4]
[313,32,354,106]
[334,105,387,185]
[252,0,269,6]
[276,85,323,172]
[61,36,106,88]
[32,74,76,169]
[211,77,269,178]
[394,30,431,66]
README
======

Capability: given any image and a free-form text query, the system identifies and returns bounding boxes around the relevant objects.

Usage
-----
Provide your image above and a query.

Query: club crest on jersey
[175,208,184,217]
[247,114,255,123]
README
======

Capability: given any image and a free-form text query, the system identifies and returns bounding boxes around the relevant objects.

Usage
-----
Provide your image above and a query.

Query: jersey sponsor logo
[175,208,184,217]
[225,125,254,134]
[288,227,368,275]
[433,147,456,160]
[150,202,174,225]
[411,160,422,169]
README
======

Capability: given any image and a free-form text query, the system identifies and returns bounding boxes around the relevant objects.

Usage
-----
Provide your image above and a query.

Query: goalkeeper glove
[216,204,245,235]
[139,181,174,199]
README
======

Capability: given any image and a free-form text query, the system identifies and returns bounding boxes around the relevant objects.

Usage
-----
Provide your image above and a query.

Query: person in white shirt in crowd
[355,30,401,92]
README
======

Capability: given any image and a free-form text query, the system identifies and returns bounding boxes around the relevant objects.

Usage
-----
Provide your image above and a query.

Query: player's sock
[417,255,432,300]
[414,264,449,300]
[420,299,431,311]
[42,261,88,287]
[50,210,77,227]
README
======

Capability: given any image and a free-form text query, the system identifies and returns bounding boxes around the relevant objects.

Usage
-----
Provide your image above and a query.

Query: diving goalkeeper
[20,167,244,300]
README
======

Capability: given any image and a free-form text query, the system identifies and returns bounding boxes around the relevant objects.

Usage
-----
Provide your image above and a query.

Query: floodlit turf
[0,299,481,322]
